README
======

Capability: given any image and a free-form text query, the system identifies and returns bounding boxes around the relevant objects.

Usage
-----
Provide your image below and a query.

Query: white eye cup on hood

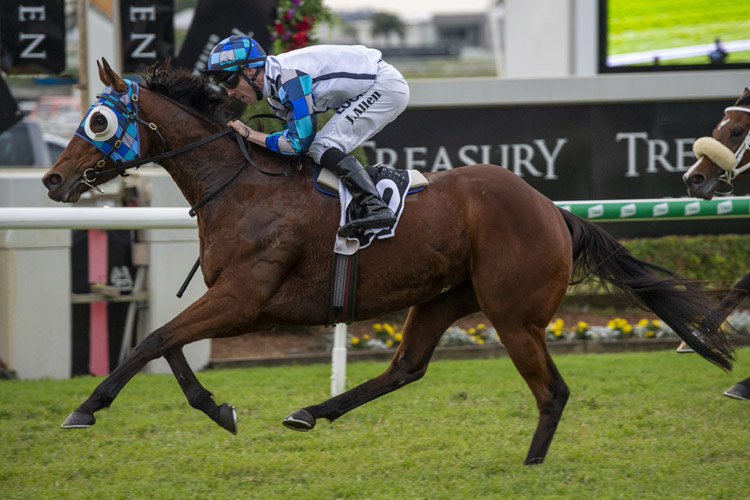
[83,105,119,142]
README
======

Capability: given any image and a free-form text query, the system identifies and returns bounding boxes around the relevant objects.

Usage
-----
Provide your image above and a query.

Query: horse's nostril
[689,174,704,186]
[43,173,62,189]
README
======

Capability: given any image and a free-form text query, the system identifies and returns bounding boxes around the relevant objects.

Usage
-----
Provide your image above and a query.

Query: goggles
[211,70,241,90]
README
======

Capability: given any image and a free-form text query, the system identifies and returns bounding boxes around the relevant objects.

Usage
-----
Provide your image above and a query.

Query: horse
[42,60,734,465]
[684,88,750,399]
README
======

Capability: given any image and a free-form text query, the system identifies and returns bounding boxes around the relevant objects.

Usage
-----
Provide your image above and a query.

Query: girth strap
[328,252,358,325]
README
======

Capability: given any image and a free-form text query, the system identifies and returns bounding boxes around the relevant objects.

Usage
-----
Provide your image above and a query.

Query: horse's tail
[558,208,734,371]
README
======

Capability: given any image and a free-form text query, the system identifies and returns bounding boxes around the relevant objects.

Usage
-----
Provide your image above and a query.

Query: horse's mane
[140,62,231,124]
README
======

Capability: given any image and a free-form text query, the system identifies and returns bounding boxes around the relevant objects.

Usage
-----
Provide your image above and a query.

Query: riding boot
[331,155,396,237]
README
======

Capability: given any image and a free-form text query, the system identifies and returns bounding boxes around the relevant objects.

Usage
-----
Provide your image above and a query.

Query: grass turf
[2,349,750,499]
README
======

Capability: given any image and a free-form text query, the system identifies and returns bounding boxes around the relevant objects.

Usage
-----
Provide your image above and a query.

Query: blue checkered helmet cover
[206,35,267,72]
[75,80,140,162]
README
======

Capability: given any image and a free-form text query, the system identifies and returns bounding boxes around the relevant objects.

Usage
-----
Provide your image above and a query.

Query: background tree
[371,12,405,45]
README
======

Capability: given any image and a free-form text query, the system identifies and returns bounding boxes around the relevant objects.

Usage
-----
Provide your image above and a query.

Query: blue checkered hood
[207,35,266,72]
[75,79,141,162]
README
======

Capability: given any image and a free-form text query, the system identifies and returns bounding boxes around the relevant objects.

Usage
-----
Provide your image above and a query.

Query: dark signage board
[120,0,174,72]
[0,0,66,74]
[0,76,22,134]
[174,0,276,74]
[365,99,748,237]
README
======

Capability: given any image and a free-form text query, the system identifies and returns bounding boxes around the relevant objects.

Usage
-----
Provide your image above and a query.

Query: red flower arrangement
[269,0,335,53]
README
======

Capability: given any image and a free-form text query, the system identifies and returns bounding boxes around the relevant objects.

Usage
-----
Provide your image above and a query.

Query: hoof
[724,383,750,401]
[218,403,237,434]
[282,409,316,432]
[61,411,95,429]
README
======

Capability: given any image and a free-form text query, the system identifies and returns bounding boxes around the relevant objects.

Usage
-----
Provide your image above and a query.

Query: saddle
[316,164,429,325]
[315,164,429,252]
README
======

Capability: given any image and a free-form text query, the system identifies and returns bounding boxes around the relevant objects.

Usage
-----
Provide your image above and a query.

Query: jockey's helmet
[203,35,267,85]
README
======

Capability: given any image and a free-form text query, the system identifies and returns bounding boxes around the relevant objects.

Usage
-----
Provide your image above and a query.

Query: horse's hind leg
[498,326,569,465]
[164,348,237,433]
[283,281,480,431]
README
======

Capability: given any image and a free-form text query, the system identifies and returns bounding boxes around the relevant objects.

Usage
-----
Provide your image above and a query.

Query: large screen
[598,0,750,73]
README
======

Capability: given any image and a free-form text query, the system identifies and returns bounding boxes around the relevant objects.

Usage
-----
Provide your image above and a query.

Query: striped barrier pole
[555,196,750,222]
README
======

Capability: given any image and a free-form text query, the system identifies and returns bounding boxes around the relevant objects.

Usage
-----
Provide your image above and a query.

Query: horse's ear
[738,87,750,104]
[98,58,128,93]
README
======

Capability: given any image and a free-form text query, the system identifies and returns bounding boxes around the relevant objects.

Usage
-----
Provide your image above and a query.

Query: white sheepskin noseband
[692,137,737,171]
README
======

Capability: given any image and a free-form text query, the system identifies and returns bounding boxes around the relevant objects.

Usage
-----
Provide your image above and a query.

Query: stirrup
[337,213,396,238]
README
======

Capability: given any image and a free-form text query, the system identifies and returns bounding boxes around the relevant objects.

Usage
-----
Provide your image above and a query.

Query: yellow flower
[351,337,360,345]
[645,330,655,338]
[607,320,615,329]
[363,334,370,340]
[386,340,393,347]
[385,324,395,335]
[373,323,383,331]
[554,330,562,337]
[554,318,564,329]
[577,321,588,329]
[651,319,661,327]
[394,333,402,342]
[637,319,649,327]
[477,338,485,345]
[623,324,632,333]
[468,328,476,334]
[477,323,486,330]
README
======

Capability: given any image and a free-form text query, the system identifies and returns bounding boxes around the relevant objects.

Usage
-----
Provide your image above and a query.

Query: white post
[330,323,348,396]
[488,5,505,77]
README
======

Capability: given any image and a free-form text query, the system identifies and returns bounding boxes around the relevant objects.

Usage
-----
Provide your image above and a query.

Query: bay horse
[684,88,750,399]
[42,60,733,465]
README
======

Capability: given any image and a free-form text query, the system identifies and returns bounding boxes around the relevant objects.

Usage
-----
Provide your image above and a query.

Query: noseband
[692,105,750,192]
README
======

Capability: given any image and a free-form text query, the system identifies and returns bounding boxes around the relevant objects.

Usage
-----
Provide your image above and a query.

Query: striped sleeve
[264,69,316,155]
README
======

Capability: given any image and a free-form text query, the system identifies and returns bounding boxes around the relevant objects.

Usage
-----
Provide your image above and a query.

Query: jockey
[203,34,410,237]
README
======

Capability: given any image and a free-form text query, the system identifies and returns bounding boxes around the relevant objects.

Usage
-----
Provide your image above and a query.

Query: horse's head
[42,59,147,202]
[683,88,750,199]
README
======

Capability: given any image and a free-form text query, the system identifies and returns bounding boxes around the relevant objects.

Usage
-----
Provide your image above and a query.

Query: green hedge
[621,233,750,282]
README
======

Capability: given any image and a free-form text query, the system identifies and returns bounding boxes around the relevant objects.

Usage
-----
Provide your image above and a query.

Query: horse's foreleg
[164,348,237,433]
[61,284,250,429]
[283,281,479,431]
[60,330,164,428]
[708,273,750,329]
[719,274,750,400]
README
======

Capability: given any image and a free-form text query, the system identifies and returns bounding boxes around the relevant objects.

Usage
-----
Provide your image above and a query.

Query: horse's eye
[731,126,745,138]
[83,106,118,141]
[90,113,109,133]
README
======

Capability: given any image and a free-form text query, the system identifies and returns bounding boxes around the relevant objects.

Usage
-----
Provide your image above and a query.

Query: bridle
[77,82,301,216]
[692,105,750,195]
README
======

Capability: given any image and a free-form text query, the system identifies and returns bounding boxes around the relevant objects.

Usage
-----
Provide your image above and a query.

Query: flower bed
[342,311,750,350]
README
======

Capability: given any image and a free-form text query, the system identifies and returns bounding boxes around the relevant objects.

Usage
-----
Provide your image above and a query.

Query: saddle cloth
[315,164,428,255]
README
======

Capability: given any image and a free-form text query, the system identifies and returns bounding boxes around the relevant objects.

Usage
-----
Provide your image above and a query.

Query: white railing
[0,207,196,229]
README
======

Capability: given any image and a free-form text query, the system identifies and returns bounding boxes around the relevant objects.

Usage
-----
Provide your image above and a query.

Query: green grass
[607,0,750,64]
[3,350,750,499]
